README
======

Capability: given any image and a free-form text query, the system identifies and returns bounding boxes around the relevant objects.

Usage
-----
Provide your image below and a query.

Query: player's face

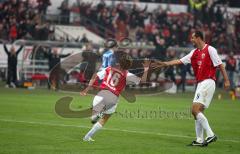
[53,48,58,55]
[191,33,198,47]
[10,46,16,54]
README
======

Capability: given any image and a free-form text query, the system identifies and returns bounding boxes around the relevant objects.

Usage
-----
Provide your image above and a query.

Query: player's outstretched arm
[80,73,97,96]
[219,64,230,90]
[151,59,182,68]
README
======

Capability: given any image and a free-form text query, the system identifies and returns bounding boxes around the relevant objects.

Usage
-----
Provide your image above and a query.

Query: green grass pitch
[0,87,239,154]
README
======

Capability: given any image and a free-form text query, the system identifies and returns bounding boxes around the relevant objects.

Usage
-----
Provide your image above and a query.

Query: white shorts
[92,90,119,115]
[193,79,216,108]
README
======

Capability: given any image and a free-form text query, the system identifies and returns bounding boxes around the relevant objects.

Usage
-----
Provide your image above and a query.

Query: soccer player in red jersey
[152,31,230,146]
[80,54,150,141]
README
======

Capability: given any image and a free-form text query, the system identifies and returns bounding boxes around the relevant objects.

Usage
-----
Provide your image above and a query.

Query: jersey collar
[198,44,207,51]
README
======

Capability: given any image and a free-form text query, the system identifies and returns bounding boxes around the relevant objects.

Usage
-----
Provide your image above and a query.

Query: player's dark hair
[104,39,118,49]
[194,31,204,40]
[118,53,132,70]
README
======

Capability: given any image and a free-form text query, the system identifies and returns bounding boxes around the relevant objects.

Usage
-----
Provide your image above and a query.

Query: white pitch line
[0,118,239,143]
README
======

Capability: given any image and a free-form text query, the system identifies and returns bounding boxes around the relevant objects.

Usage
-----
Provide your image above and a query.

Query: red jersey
[180,44,222,83]
[97,67,141,96]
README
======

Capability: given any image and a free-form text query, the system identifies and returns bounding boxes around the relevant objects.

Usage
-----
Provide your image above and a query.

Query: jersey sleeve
[208,46,222,67]
[180,49,195,65]
[126,72,141,85]
[97,68,106,80]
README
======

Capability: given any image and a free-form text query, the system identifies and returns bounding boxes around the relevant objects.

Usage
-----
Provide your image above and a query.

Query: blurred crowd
[0,0,240,91]
[0,0,52,42]
[75,0,240,56]
[73,0,240,91]
[140,0,240,7]
[1,0,239,56]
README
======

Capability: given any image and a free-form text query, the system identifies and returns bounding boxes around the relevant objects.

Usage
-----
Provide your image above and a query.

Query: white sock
[195,120,204,143]
[84,122,102,139]
[196,112,214,138]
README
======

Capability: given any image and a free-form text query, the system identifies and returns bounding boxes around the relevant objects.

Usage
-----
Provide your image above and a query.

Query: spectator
[44,48,72,90]
[164,50,176,83]
[0,0,51,41]
[129,4,147,29]
[188,0,208,21]
[81,42,98,81]
[177,64,187,92]
[74,0,240,54]
[59,0,70,24]
[226,52,237,90]
[177,54,193,92]
[152,36,167,61]
[37,0,51,15]
[3,43,24,88]
[34,19,50,40]
[97,0,105,12]
[80,33,89,44]
[9,17,18,42]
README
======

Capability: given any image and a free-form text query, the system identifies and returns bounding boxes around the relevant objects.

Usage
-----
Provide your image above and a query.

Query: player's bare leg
[83,114,111,141]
